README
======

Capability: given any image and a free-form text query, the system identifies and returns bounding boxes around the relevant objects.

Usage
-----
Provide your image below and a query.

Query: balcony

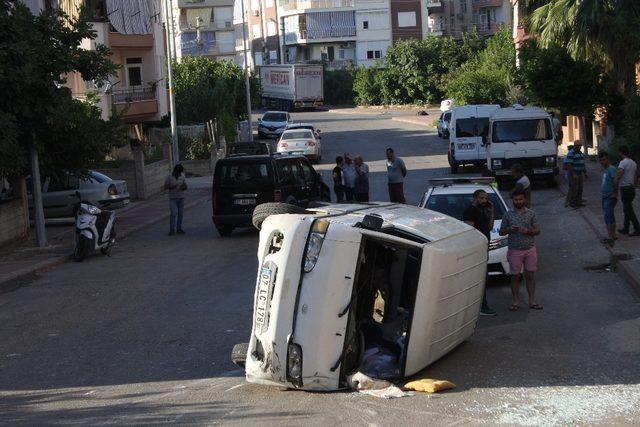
[112,88,158,121]
[473,22,504,35]
[426,25,444,36]
[473,0,503,9]
[281,0,354,12]
[178,0,234,8]
[426,0,443,12]
[108,32,154,49]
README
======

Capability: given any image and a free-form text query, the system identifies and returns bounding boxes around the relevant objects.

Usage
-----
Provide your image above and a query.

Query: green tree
[528,0,640,96]
[518,41,608,117]
[0,1,121,178]
[324,68,355,105]
[446,28,516,105]
[353,66,383,106]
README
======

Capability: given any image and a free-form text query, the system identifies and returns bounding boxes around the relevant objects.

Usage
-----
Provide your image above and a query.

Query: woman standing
[164,164,187,235]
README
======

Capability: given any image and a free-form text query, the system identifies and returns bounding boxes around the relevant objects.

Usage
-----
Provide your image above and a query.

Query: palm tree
[526,0,640,95]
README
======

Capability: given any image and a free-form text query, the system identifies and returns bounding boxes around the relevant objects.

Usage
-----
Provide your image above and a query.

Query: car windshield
[426,193,506,221]
[455,117,489,137]
[89,171,112,183]
[282,130,312,140]
[263,113,287,122]
[289,125,314,131]
[216,162,271,186]
[492,119,552,143]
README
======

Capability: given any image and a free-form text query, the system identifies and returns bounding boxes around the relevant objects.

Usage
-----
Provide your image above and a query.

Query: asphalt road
[1,111,640,425]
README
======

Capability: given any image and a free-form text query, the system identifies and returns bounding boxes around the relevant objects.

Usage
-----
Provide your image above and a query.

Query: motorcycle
[73,192,116,262]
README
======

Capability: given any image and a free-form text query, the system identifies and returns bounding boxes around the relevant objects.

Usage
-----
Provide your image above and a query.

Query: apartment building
[424,0,511,38]
[51,0,169,124]
[170,0,236,61]
[356,0,393,67]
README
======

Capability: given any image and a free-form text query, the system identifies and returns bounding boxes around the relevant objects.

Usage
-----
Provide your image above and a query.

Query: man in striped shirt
[566,141,588,208]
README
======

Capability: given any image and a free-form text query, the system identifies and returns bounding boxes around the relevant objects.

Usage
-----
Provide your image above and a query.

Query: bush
[324,68,355,105]
[446,28,516,105]
[609,94,640,161]
[353,66,382,106]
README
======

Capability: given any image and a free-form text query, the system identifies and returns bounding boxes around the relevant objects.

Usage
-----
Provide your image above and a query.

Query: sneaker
[177,229,185,235]
[480,305,497,316]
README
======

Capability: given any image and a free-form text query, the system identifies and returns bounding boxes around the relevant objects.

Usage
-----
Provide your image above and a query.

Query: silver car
[29,171,130,218]
[257,111,292,139]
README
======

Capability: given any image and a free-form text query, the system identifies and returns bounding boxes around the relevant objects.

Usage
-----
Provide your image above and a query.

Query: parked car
[276,129,322,162]
[285,122,322,140]
[28,171,130,219]
[226,141,272,156]
[257,111,292,139]
[231,202,488,390]
[437,110,452,139]
[419,177,510,276]
[212,153,330,237]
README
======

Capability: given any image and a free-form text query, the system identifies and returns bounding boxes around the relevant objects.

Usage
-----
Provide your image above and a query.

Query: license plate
[533,168,553,174]
[495,170,511,176]
[234,198,256,205]
[255,267,272,326]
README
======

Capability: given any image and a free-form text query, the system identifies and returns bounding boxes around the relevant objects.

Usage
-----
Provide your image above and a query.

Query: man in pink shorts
[499,189,542,311]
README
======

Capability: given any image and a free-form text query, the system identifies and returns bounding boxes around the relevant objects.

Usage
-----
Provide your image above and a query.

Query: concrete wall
[182,159,215,177]
[96,161,138,199]
[96,155,170,200]
[144,159,171,198]
[0,178,29,246]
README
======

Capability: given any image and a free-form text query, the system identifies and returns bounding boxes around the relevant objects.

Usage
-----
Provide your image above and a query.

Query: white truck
[486,105,559,185]
[447,105,500,174]
[259,64,324,111]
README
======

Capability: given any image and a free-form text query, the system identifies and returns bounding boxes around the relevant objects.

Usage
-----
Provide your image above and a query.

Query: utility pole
[29,137,47,247]
[240,0,253,141]
[164,0,179,164]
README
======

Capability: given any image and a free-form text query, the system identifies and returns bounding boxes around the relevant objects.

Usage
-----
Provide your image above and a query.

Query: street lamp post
[164,0,179,165]
[240,0,253,141]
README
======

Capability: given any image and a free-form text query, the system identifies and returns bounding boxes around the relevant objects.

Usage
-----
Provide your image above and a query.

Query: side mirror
[258,118,262,122]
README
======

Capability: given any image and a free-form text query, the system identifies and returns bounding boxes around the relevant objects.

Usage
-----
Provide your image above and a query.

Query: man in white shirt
[342,153,357,202]
[616,146,639,236]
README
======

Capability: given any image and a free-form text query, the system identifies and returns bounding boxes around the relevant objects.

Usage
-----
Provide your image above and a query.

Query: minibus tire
[252,203,307,230]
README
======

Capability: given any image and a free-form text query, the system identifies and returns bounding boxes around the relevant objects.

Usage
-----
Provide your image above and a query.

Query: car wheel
[217,225,234,237]
[252,202,308,230]
[231,342,249,368]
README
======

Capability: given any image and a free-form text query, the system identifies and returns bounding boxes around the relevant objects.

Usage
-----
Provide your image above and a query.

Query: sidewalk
[0,188,210,289]
[558,159,640,296]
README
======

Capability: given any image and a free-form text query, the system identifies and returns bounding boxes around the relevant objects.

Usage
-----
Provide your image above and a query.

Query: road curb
[0,193,210,291]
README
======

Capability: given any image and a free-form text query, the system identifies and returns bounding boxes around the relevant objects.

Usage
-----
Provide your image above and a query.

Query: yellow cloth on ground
[404,379,456,393]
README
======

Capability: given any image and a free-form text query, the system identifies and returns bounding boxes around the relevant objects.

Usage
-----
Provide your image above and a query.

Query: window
[397,11,416,27]
[267,21,277,36]
[290,161,306,186]
[254,51,263,66]
[252,23,261,37]
[269,50,277,61]
[282,130,313,140]
[266,0,274,7]
[299,161,316,185]
[492,119,553,143]
[263,112,287,121]
[461,0,467,13]
[366,50,382,59]
[125,57,142,87]
[216,162,271,186]
[363,20,369,29]
[426,193,506,221]
[276,160,294,185]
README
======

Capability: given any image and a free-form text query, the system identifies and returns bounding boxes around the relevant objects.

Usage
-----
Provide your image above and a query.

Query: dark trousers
[569,173,584,207]
[334,185,345,203]
[344,187,355,201]
[621,186,640,232]
[169,198,184,232]
[355,192,369,202]
[388,183,406,204]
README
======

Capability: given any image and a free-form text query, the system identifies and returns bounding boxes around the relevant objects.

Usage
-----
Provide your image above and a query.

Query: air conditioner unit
[225,21,232,28]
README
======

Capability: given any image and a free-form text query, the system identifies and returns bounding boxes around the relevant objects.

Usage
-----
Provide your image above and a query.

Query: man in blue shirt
[386,148,407,203]
[599,151,618,245]
[566,141,588,208]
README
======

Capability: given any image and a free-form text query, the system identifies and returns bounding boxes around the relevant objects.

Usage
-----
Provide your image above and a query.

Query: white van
[448,105,500,174]
[232,203,488,391]
[486,105,559,184]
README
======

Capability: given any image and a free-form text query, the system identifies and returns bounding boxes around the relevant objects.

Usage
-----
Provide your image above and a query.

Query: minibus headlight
[492,159,503,169]
[303,220,328,273]
[287,343,303,380]
[546,156,556,165]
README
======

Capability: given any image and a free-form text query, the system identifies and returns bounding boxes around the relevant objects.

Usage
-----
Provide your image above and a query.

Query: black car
[212,153,330,236]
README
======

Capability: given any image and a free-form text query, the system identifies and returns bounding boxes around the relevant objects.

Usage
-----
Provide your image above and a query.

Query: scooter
[73,192,116,262]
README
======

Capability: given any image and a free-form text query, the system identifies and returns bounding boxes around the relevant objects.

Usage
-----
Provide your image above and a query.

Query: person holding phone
[464,189,496,316]
[164,163,188,235]
[500,189,541,311]
[386,148,407,203]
